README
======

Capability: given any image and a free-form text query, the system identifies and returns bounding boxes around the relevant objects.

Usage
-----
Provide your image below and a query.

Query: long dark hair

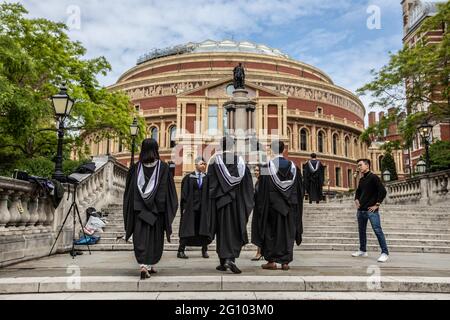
[139,138,160,164]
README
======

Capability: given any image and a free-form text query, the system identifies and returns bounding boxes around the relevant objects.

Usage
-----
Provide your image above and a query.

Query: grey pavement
[1,250,450,278]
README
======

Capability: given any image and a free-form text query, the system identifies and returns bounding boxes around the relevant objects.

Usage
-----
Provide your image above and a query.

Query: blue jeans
[357,210,389,255]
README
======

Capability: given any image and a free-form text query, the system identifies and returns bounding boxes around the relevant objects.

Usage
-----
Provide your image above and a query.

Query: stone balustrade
[385,169,449,205]
[327,169,450,206]
[0,156,128,267]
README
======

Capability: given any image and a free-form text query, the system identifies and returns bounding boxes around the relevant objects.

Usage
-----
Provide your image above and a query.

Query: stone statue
[233,63,245,89]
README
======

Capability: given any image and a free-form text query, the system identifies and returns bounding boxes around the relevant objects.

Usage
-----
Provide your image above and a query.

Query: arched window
[169,126,176,148]
[332,133,339,155]
[300,129,308,151]
[287,127,292,148]
[318,131,325,153]
[150,127,158,142]
[344,137,350,157]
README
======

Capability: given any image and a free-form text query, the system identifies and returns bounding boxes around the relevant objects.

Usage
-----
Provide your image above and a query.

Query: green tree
[0,3,145,175]
[381,152,398,181]
[357,2,449,148]
[427,140,450,172]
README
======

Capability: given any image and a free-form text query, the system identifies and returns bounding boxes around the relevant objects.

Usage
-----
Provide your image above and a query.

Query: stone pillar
[293,123,299,151]
[311,125,317,152]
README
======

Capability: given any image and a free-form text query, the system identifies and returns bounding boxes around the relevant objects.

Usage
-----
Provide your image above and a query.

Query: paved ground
[2,250,450,278]
[2,291,450,300]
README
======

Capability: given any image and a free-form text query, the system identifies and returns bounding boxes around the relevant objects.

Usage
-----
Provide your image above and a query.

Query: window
[208,105,218,132]
[169,126,176,148]
[318,131,324,153]
[118,139,123,153]
[135,105,140,112]
[317,107,323,115]
[332,134,339,155]
[347,169,353,189]
[300,129,308,151]
[378,155,384,172]
[150,127,158,142]
[344,137,350,157]
[335,167,341,187]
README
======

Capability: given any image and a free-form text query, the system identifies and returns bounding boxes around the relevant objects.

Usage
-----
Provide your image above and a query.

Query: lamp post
[129,117,139,167]
[417,119,433,173]
[51,84,74,182]
[382,170,391,183]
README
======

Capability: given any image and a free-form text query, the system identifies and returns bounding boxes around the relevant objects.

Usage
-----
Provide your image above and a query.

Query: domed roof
[137,40,290,65]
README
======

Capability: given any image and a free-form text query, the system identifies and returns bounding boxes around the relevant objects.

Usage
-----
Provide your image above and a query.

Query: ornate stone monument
[224,63,265,164]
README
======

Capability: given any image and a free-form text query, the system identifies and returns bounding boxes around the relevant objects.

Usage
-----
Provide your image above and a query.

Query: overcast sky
[15,0,438,122]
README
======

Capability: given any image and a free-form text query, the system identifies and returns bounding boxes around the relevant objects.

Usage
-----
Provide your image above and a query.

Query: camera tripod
[49,182,92,258]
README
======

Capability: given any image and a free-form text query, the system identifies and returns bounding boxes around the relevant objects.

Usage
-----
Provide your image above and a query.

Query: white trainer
[377,253,389,263]
[351,251,368,257]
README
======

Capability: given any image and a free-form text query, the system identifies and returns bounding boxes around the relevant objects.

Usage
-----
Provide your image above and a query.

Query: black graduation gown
[253,160,304,264]
[200,153,254,259]
[179,172,212,247]
[303,160,324,202]
[123,161,178,265]
[250,179,260,246]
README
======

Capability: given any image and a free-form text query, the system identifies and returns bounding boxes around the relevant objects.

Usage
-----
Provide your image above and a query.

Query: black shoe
[224,259,242,274]
[202,251,209,259]
[216,265,227,271]
[140,269,151,280]
[177,251,189,259]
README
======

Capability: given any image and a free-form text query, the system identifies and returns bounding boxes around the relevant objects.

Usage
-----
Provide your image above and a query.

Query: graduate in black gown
[177,156,211,259]
[303,153,324,204]
[200,136,254,274]
[253,140,304,271]
[251,165,263,261]
[123,138,178,279]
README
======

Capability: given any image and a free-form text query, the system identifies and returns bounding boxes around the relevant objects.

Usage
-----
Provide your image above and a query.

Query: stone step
[95,235,450,247]
[74,243,450,253]
[99,230,450,240]
[2,275,450,294]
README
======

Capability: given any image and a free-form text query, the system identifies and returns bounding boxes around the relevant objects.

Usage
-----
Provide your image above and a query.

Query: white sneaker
[352,251,368,257]
[377,253,389,263]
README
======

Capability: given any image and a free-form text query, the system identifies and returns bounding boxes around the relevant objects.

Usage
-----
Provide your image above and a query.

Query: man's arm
[354,180,361,208]
[375,175,387,204]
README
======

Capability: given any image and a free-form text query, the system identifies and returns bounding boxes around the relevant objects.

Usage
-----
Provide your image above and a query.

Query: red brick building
[90,40,367,192]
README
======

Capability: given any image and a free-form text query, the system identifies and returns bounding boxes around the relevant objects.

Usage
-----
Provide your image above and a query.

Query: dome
[137,40,290,65]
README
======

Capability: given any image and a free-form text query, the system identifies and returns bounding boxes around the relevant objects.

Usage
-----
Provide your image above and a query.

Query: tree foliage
[427,140,450,172]
[381,152,398,181]
[0,3,145,175]
[357,2,449,148]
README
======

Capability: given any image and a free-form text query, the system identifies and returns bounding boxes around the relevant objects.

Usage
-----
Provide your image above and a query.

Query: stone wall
[0,156,127,267]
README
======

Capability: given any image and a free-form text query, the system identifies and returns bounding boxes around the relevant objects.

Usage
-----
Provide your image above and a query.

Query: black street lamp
[51,84,75,182]
[417,119,433,173]
[129,117,139,167]
[382,170,391,183]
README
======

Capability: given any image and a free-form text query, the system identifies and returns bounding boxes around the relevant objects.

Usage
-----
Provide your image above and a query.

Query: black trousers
[178,241,208,253]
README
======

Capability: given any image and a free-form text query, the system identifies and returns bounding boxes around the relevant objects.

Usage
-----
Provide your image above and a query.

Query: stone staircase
[76,203,450,253]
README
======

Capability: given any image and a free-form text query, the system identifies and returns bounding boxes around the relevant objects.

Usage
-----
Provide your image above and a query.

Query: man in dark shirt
[352,159,389,263]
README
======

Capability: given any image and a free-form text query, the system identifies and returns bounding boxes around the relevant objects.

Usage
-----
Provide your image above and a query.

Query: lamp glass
[383,170,391,182]
[52,96,69,116]
[130,119,139,136]
[416,160,426,173]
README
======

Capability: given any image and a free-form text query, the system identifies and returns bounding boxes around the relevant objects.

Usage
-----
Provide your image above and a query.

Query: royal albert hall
[97,40,367,192]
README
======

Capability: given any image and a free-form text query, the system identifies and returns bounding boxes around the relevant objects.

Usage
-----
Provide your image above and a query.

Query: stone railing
[385,169,449,205]
[327,170,450,206]
[0,156,128,267]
